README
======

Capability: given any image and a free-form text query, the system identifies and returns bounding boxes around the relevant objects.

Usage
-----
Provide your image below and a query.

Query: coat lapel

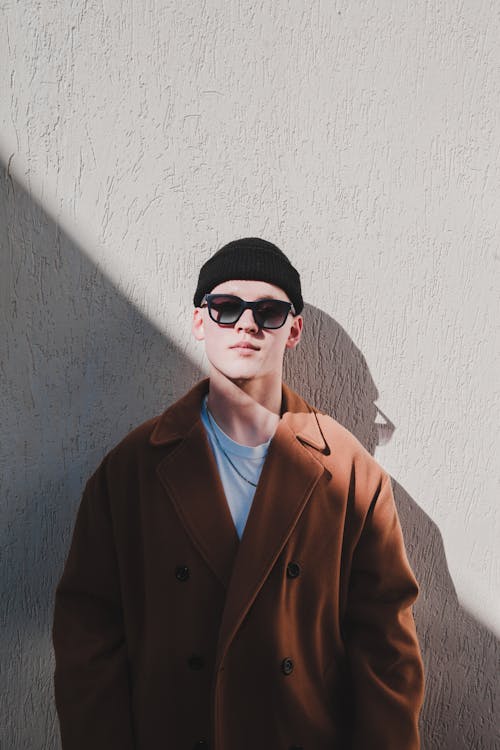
[151,378,331,665]
[154,381,239,589]
[215,385,329,667]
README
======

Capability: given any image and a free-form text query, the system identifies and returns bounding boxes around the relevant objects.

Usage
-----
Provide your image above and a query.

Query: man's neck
[206,370,282,447]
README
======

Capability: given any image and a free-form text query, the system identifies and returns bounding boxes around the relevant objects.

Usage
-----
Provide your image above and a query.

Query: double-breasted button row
[284,563,299,681]
[281,565,299,676]
[178,561,301,582]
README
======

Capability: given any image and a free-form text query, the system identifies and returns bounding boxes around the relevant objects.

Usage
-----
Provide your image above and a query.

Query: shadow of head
[284,302,394,452]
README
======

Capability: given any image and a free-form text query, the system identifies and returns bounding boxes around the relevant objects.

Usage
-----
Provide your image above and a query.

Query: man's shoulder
[284,387,387,491]
[316,410,370,458]
[283,381,387,477]
[285,385,368,454]
[103,379,210,467]
[300,405,389,492]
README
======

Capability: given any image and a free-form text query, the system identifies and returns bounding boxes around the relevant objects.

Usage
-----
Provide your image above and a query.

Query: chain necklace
[205,404,259,488]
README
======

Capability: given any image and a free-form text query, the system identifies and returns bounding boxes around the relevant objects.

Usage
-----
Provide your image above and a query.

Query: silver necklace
[205,404,259,488]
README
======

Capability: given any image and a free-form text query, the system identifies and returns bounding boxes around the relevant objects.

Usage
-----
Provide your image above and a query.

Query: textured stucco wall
[1,1,499,748]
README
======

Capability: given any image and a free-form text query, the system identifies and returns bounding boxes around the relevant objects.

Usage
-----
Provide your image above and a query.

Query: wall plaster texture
[1,1,499,748]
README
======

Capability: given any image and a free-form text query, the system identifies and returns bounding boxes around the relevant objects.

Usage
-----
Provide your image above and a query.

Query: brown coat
[53,378,424,750]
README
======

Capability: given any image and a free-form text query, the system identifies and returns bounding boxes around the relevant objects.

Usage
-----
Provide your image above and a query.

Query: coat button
[281,657,294,675]
[188,654,205,670]
[193,741,209,748]
[286,561,301,578]
[175,565,190,581]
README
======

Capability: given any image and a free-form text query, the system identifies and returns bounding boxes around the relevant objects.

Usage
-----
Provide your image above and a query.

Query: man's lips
[230,341,260,350]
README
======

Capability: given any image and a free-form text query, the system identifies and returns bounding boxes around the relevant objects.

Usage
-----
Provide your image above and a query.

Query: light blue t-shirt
[200,395,272,539]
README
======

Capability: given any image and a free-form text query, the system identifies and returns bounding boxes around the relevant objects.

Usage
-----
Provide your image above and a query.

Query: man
[53,237,425,749]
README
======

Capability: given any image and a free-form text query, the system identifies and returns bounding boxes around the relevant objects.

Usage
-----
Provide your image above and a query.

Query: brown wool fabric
[193,237,303,313]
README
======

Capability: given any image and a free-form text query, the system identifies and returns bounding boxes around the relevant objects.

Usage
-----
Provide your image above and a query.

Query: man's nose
[236,308,259,332]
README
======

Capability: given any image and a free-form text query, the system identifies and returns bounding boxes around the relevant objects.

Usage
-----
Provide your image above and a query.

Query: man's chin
[216,366,261,385]
[227,371,256,384]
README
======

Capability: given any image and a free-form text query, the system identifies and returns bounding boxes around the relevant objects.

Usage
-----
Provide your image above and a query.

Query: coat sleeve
[52,461,135,750]
[344,470,425,750]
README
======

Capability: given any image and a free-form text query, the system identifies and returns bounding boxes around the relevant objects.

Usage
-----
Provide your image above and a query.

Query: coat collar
[149,378,329,454]
[152,378,330,670]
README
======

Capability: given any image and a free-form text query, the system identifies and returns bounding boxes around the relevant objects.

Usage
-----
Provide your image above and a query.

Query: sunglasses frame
[201,293,296,330]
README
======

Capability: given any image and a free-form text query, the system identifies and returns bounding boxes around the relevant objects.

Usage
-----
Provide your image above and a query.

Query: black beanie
[193,237,303,314]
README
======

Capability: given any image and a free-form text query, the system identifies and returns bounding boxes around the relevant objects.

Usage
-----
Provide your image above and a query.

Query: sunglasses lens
[254,300,289,328]
[208,296,243,324]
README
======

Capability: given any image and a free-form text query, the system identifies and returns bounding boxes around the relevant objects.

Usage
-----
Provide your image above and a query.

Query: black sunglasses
[201,294,296,329]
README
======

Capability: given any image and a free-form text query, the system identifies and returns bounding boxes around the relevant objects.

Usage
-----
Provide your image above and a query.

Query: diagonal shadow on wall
[1,162,203,749]
[1,161,498,749]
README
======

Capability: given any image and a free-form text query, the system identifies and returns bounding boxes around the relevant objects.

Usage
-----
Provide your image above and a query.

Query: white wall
[2,1,498,747]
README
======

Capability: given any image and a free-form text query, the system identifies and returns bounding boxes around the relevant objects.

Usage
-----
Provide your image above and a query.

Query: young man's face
[192,279,303,385]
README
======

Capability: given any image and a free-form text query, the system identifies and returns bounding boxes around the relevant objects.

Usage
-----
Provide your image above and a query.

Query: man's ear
[192,307,205,342]
[285,314,303,349]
